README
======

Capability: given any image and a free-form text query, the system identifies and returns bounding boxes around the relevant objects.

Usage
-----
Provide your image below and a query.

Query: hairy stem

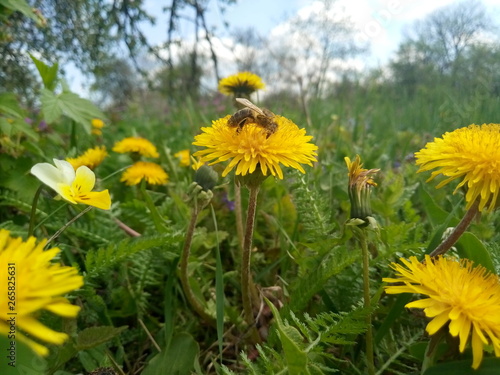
[430,199,480,257]
[234,182,245,254]
[241,185,261,344]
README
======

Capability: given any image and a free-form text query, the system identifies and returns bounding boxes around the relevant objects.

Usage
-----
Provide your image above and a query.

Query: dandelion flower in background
[0,229,83,356]
[193,115,317,179]
[120,161,169,186]
[415,124,500,212]
[174,149,191,167]
[91,118,105,135]
[66,146,108,170]
[31,159,111,210]
[383,255,500,369]
[112,137,160,158]
[345,155,379,220]
[218,72,265,97]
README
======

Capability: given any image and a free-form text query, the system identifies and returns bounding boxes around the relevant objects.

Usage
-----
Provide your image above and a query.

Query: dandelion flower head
[383,255,500,369]
[193,115,317,179]
[0,229,83,356]
[112,137,160,158]
[66,146,108,170]
[218,72,265,96]
[31,159,111,210]
[174,149,191,167]
[415,124,500,212]
[120,161,169,186]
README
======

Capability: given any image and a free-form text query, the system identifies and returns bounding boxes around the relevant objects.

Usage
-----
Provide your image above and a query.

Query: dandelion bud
[345,155,379,221]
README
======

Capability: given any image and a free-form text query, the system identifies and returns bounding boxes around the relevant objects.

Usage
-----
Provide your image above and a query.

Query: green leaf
[423,358,500,374]
[85,234,181,277]
[75,326,128,351]
[142,333,200,375]
[418,184,457,228]
[0,93,24,119]
[266,299,310,375]
[455,232,496,274]
[40,89,105,134]
[286,245,358,312]
[0,0,40,23]
[30,54,59,91]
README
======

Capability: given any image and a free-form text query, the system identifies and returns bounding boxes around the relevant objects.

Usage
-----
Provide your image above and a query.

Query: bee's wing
[235,98,266,116]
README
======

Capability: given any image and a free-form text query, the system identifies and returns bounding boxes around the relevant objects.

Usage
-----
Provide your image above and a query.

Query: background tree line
[1,0,499,133]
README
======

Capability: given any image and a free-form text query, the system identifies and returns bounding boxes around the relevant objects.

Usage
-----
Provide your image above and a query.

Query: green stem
[360,230,375,375]
[34,202,68,232]
[429,199,480,257]
[139,180,166,233]
[179,200,215,326]
[28,185,44,236]
[241,185,261,344]
[234,182,244,254]
[44,206,93,248]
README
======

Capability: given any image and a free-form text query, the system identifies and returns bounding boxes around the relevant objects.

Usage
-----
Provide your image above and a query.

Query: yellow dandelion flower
[415,124,500,212]
[112,137,160,158]
[174,149,191,167]
[345,155,379,220]
[218,72,265,96]
[91,118,105,135]
[0,229,83,356]
[383,255,500,369]
[66,146,108,170]
[120,161,169,186]
[193,115,318,179]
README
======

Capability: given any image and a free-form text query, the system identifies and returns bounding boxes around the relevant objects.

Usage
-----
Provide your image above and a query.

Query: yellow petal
[18,317,69,344]
[73,166,96,193]
[426,311,450,335]
[74,190,111,210]
[471,327,484,369]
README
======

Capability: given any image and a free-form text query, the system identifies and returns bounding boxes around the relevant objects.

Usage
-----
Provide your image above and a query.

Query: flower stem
[360,229,375,375]
[234,182,245,253]
[241,185,261,344]
[45,206,93,248]
[179,199,216,326]
[28,185,44,236]
[430,199,480,257]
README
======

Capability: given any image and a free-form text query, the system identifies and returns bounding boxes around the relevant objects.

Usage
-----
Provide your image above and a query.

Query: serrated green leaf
[85,234,181,277]
[40,89,105,134]
[30,54,59,91]
[142,333,199,375]
[456,232,496,274]
[266,299,310,375]
[423,358,500,374]
[287,245,358,312]
[75,326,128,351]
